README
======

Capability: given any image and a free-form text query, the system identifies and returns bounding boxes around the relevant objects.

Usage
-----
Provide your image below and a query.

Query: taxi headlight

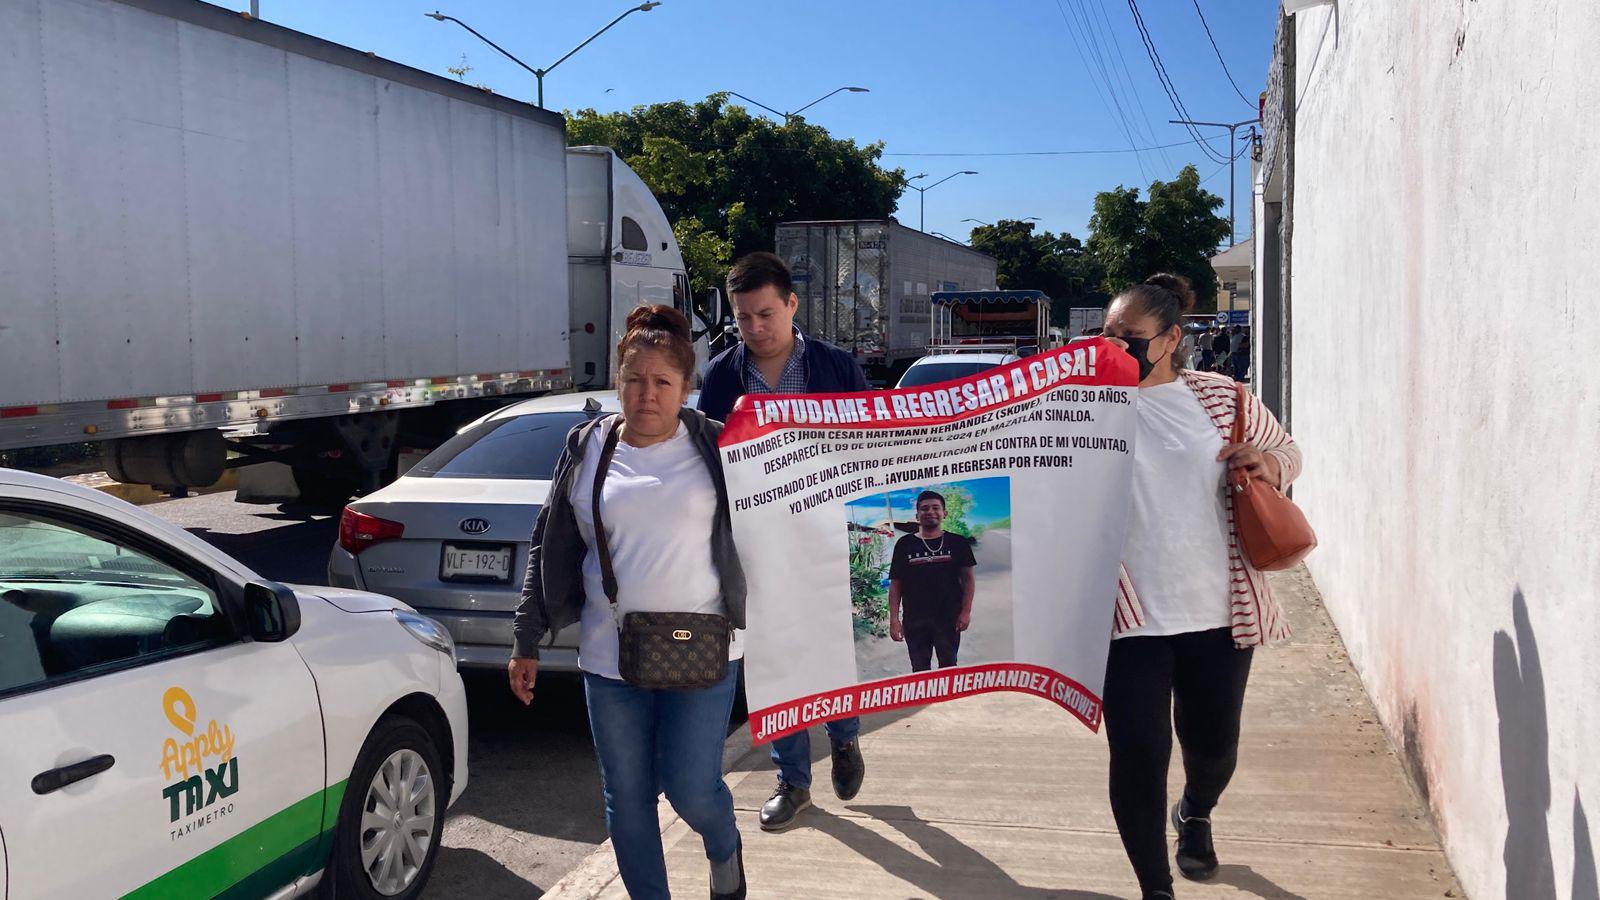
[394,610,455,658]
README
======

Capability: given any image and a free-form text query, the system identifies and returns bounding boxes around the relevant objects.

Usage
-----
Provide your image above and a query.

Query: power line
[1051,0,1152,181]
[1066,0,1176,179]
[1125,0,1230,164]
[1200,154,1235,185]
[1054,0,1149,180]
[883,137,1209,157]
[1192,0,1256,109]
[1089,0,1176,173]
[1128,0,1226,163]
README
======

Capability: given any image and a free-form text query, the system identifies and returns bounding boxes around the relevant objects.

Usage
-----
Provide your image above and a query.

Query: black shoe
[759,781,811,832]
[709,839,746,900]
[1142,891,1176,900]
[831,740,865,801]
[1171,799,1219,881]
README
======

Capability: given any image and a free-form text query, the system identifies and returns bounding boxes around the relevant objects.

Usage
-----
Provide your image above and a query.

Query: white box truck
[0,0,716,500]
[1066,307,1107,337]
[774,220,998,382]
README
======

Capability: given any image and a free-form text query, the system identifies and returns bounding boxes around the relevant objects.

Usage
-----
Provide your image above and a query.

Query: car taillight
[338,507,404,554]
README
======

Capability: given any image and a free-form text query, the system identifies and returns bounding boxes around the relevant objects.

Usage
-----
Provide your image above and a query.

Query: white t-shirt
[569,419,744,679]
[1117,379,1234,639]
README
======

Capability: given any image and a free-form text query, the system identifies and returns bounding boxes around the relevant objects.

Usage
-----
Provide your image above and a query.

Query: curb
[62,469,241,506]
[540,719,765,900]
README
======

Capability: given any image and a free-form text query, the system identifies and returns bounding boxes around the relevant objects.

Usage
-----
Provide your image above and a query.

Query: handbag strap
[1231,381,1247,446]
[1229,382,1250,493]
[590,417,624,607]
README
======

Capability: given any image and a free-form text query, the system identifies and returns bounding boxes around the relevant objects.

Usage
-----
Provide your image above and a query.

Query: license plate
[440,543,514,583]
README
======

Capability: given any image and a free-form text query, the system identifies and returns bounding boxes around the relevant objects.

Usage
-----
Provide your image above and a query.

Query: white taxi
[0,468,468,899]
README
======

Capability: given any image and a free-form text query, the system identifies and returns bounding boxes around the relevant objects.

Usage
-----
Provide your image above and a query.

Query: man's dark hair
[915,490,946,509]
[726,251,793,298]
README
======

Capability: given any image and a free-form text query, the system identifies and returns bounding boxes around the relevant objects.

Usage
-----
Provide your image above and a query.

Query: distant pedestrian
[1232,327,1251,381]
[1210,326,1231,374]
[511,306,748,900]
[1101,273,1304,900]
[697,251,869,833]
[1199,328,1216,371]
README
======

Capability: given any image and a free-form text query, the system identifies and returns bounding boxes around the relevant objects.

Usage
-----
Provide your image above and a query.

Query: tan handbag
[1229,383,1316,570]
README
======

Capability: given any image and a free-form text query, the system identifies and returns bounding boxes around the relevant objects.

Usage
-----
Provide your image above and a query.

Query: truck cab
[566,147,721,389]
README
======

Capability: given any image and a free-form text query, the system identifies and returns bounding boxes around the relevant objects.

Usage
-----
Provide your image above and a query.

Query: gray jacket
[511,408,747,659]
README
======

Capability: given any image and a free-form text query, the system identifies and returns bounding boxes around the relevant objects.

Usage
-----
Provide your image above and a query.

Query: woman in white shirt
[1101,274,1303,900]
[509,306,747,900]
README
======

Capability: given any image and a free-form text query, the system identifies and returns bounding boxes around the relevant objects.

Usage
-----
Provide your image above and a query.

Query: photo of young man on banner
[719,339,1139,744]
[848,479,1010,679]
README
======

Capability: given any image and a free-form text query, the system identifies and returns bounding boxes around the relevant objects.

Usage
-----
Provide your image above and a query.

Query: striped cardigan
[1112,369,1303,648]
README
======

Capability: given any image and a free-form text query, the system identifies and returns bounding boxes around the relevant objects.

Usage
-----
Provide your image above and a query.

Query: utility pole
[1171,117,1259,246]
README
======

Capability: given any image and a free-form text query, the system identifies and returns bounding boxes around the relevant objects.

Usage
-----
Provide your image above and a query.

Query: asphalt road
[143,491,608,897]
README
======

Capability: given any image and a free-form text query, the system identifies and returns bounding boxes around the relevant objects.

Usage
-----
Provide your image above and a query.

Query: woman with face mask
[1099,274,1303,900]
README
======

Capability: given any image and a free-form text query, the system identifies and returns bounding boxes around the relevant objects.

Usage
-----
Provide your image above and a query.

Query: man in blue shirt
[698,251,869,832]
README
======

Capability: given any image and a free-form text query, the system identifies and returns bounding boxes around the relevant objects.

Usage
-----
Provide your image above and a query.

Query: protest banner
[720,339,1139,743]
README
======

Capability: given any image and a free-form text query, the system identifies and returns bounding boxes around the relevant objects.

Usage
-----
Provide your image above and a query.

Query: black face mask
[1122,336,1157,381]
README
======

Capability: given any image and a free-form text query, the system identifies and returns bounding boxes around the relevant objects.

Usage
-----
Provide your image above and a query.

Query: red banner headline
[747,663,1103,744]
[719,339,1137,445]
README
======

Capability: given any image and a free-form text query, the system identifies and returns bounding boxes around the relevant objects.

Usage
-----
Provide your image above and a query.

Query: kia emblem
[459,517,491,535]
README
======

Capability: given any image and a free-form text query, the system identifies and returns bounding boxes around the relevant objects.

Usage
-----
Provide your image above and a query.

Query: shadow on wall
[1494,588,1597,900]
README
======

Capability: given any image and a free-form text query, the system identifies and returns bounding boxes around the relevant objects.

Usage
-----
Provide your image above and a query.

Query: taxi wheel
[321,716,446,899]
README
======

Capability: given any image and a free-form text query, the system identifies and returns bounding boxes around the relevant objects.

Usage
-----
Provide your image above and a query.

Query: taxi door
[0,496,326,899]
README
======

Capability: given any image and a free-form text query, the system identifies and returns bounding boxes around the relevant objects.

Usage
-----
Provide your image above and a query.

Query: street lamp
[427,3,661,109]
[723,86,869,124]
[1170,116,1258,245]
[904,171,977,232]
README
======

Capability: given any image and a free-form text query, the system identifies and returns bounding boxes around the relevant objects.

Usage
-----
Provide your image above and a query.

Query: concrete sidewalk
[542,568,1462,899]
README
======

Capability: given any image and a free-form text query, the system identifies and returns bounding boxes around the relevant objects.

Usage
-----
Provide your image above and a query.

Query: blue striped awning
[930,290,1050,305]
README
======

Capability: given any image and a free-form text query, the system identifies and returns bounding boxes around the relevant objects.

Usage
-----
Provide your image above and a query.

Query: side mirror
[704,287,724,324]
[245,581,302,642]
[692,287,726,342]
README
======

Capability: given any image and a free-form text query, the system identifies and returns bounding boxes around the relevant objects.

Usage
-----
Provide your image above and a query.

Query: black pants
[906,623,960,672]
[1102,627,1253,894]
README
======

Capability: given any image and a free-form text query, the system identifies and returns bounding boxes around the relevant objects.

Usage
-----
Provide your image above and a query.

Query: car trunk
[346,475,548,615]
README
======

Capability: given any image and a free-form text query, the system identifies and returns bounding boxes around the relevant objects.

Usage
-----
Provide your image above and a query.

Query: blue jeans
[768,716,861,789]
[584,662,742,900]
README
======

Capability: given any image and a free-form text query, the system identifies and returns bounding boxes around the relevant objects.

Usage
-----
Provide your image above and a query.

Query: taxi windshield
[0,514,194,587]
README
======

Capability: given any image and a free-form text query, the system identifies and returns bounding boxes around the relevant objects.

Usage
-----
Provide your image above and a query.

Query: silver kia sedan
[328,391,665,671]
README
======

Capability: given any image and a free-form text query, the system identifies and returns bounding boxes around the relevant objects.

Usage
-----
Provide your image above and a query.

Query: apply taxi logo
[159,686,240,828]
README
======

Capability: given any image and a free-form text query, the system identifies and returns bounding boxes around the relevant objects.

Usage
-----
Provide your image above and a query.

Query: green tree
[967,219,1108,323]
[1085,165,1230,310]
[672,217,731,296]
[847,533,890,639]
[567,96,907,289]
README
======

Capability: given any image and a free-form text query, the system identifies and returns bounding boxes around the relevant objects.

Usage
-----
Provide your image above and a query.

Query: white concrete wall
[1285,3,1600,899]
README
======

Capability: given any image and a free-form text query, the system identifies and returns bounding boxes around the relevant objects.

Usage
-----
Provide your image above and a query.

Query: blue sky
[846,476,1012,527]
[208,0,1278,242]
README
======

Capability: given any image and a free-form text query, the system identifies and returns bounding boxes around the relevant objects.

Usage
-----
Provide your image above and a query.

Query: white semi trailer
[0,0,716,500]
[774,220,998,383]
